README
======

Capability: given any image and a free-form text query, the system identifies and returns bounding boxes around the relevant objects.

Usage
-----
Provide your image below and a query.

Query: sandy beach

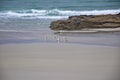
[0,0,120,80]
[0,43,120,80]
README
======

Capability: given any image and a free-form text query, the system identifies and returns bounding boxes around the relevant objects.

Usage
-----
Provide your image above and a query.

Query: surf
[0,9,120,19]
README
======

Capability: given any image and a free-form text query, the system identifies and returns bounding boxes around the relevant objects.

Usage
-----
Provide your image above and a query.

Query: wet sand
[0,43,120,80]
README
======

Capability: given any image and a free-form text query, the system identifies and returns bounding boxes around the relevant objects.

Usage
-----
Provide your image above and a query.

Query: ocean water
[0,0,120,46]
[0,0,120,19]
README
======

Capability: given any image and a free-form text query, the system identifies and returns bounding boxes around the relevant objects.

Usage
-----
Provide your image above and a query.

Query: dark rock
[50,13,120,30]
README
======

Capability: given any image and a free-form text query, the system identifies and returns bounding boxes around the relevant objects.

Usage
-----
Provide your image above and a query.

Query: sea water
[0,0,120,46]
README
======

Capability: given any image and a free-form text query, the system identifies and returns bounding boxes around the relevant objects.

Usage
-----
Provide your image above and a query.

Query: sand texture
[0,43,120,80]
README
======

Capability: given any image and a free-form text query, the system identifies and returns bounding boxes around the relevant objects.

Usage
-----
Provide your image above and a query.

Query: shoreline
[0,30,120,47]
[0,42,119,48]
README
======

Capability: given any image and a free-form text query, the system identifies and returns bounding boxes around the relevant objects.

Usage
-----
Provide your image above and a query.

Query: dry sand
[0,43,120,80]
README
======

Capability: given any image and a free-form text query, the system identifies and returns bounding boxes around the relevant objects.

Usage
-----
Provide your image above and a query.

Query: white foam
[0,9,120,19]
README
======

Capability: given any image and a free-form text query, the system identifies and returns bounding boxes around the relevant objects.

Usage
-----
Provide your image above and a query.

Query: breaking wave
[0,9,120,19]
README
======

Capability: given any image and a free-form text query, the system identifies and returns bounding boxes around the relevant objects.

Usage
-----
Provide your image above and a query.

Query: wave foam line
[0,9,120,19]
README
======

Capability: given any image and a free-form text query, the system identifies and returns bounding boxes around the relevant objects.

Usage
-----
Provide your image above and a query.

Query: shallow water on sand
[0,29,120,47]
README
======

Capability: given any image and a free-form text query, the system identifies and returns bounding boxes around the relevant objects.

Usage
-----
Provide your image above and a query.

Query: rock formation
[50,13,120,30]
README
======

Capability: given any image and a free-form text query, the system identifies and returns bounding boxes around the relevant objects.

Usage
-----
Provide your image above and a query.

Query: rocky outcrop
[50,13,120,30]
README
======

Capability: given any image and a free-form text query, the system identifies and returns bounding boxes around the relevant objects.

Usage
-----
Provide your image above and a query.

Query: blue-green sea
[0,0,120,46]
[0,0,120,18]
